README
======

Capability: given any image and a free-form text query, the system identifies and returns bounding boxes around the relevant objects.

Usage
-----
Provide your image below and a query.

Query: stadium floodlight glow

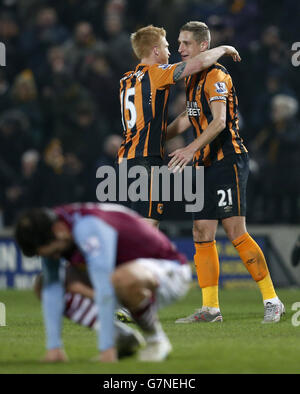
[96,159,204,213]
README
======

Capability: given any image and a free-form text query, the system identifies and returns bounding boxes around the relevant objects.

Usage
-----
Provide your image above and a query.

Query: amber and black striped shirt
[185,63,247,167]
[118,63,177,162]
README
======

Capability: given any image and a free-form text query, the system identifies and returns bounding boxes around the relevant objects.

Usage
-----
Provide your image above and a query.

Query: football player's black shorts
[192,153,249,221]
[117,156,165,221]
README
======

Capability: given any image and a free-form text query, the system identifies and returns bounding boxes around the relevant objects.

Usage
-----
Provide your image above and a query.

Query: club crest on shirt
[157,203,164,215]
[214,82,227,94]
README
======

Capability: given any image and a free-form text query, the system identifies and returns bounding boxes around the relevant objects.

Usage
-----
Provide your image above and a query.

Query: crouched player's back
[55,203,187,266]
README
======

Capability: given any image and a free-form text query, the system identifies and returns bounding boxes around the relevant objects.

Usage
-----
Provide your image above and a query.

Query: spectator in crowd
[95,134,123,169]
[0,11,23,80]
[250,26,290,88]
[37,45,75,138]
[19,6,69,76]
[0,150,40,226]
[0,70,11,113]
[205,14,234,48]
[225,0,260,49]
[55,100,110,200]
[103,14,135,76]
[29,138,81,208]
[143,0,188,56]
[250,70,296,137]
[10,70,44,148]
[63,21,106,75]
[79,48,120,131]
[0,109,34,177]
[251,94,300,223]
[20,149,40,203]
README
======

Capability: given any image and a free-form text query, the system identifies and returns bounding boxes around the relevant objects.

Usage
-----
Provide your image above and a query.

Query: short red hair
[131,25,166,60]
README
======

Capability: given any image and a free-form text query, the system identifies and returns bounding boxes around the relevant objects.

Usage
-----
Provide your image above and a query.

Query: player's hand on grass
[168,144,196,173]
[222,45,241,62]
[100,347,118,363]
[42,348,68,363]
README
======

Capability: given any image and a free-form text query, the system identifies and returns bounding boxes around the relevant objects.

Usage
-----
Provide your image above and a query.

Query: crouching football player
[15,203,191,362]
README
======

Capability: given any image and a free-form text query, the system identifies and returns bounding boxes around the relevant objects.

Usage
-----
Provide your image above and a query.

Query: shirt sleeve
[204,67,231,104]
[73,215,118,352]
[41,258,65,350]
[149,63,179,88]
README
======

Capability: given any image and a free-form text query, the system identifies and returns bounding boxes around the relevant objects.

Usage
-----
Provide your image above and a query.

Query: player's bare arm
[166,111,191,141]
[173,46,241,82]
[168,101,226,172]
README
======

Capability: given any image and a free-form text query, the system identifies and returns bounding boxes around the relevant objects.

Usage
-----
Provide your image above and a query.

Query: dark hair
[15,208,57,257]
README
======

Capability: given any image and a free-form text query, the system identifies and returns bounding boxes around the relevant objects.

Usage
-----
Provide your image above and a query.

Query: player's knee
[224,227,241,242]
[111,266,137,292]
[225,228,239,242]
[222,217,247,241]
[111,268,124,289]
[112,263,157,294]
[193,222,213,242]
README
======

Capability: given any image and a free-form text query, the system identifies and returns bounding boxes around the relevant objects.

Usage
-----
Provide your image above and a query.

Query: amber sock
[232,232,277,301]
[194,241,220,309]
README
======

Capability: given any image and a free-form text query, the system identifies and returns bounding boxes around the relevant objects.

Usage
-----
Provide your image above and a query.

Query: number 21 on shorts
[217,188,233,207]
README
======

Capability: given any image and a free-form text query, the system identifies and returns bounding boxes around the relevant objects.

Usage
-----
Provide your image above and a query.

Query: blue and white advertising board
[0,236,267,289]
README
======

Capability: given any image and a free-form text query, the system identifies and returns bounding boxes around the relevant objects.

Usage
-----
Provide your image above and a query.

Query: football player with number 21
[167,21,284,324]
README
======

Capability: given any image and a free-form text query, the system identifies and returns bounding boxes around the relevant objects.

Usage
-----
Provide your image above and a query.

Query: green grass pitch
[1,285,300,374]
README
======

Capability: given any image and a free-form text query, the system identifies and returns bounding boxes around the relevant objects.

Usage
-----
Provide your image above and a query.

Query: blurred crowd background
[0,0,300,227]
